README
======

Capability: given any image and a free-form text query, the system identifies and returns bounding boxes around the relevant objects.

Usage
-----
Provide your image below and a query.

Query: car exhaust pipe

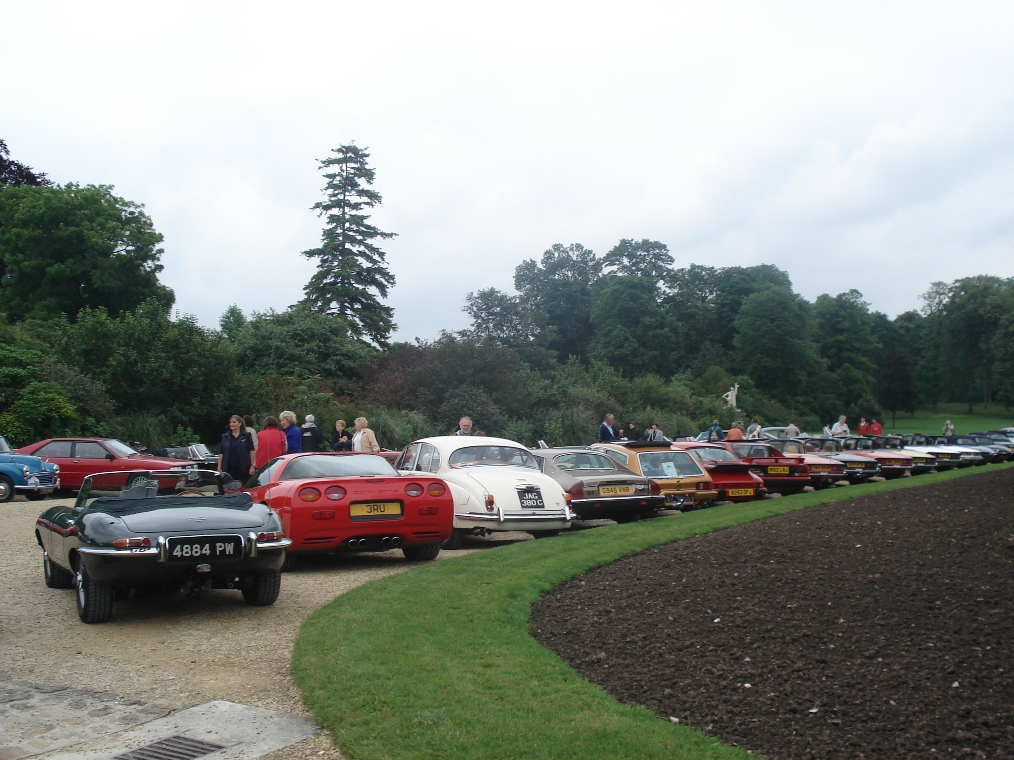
[381,536,391,547]
[391,536,402,546]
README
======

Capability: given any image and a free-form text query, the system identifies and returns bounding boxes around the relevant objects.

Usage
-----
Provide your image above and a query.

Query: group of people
[596,414,668,443]
[828,415,883,437]
[216,412,381,484]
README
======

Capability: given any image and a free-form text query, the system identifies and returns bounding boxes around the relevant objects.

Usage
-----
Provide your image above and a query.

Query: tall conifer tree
[302,143,396,346]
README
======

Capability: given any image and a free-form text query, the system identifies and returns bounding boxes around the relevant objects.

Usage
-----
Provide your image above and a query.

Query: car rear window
[448,446,537,469]
[732,444,778,459]
[636,451,703,477]
[280,454,397,480]
[553,453,616,471]
[36,441,73,457]
[691,447,740,463]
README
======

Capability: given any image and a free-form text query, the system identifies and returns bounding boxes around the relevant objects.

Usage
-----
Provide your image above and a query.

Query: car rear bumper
[455,508,573,531]
[570,494,666,517]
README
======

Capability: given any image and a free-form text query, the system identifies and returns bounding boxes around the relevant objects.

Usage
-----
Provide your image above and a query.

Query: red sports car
[670,442,767,501]
[17,438,198,490]
[244,452,453,568]
[720,441,810,494]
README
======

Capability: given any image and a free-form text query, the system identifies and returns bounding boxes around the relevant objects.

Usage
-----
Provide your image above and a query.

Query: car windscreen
[691,447,740,463]
[731,443,779,459]
[636,451,703,477]
[448,446,538,469]
[192,443,213,457]
[280,454,397,480]
[0,437,10,454]
[104,439,140,457]
[804,439,841,453]
[553,452,617,471]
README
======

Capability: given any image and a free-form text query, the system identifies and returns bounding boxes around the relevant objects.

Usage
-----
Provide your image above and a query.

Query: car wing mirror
[106,453,116,460]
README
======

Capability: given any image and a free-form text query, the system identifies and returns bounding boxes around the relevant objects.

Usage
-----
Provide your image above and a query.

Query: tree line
[0,138,1011,451]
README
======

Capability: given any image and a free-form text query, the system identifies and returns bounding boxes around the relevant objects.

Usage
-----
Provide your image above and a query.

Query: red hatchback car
[17,438,197,490]
[244,452,453,568]
[671,441,767,501]
[720,441,810,494]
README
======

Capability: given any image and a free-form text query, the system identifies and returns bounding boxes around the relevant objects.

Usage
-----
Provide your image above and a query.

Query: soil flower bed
[532,469,1014,759]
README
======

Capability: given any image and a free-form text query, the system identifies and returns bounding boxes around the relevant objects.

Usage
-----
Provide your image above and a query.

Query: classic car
[794,437,881,482]
[765,439,848,488]
[593,441,717,509]
[900,434,971,469]
[530,447,664,522]
[36,469,290,623]
[154,443,219,469]
[244,452,452,567]
[977,431,1014,446]
[0,434,60,501]
[948,435,1010,463]
[395,436,572,549]
[670,441,768,501]
[839,436,914,478]
[869,435,937,473]
[718,442,810,494]
[17,438,198,490]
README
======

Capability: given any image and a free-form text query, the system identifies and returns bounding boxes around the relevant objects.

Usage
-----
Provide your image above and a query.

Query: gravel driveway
[0,495,513,759]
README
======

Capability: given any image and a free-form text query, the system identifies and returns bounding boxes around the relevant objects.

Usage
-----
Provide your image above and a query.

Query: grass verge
[293,462,1014,760]
[881,404,1012,435]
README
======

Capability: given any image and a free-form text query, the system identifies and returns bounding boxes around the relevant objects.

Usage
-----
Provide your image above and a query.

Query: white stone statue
[721,383,739,409]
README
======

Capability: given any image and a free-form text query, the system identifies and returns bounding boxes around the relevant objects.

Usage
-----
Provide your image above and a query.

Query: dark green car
[35,469,290,623]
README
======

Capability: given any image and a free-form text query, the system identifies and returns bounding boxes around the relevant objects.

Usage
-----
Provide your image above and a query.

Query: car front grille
[34,473,56,486]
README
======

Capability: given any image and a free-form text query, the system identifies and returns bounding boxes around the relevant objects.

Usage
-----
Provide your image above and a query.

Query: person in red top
[869,419,884,435]
[857,417,871,435]
[256,415,288,468]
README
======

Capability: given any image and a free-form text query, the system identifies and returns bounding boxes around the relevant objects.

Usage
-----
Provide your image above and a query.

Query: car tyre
[76,566,113,623]
[44,555,74,589]
[242,571,281,606]
[280,551,298,573]
[0,476,14,503]
[441,528,465,550]
[530,530,561,538]
[402,543,441,561]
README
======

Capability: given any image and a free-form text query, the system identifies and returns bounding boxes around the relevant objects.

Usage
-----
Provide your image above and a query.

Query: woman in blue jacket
[217,414,255,485]
[280,410,301,453]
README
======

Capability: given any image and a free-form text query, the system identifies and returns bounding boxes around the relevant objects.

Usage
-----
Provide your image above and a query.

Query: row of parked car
[21,426,1014,624]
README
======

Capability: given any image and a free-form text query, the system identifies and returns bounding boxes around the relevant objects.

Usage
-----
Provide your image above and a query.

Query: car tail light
[312,510,336,520]
[325,486,346,501]
[696,482,705,490]
[427,482,446,497]
[649,480,661,495]
[298,487,321,502]
[405,483,424,497]
[565,483,583,503]
[418,506,438,515]
[112,537,151,549]
[484,492,495,511]
[258,531,285,541]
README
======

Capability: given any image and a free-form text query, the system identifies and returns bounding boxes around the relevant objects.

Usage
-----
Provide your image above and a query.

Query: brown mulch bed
[531,469,1014,759]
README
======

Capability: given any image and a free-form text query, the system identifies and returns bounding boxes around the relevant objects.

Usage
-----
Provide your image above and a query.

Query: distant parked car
[0,434,60,502]
[670,441,768,501]
[839,436,914,478]
[593,441,717,509]
[155,443,218,469]
[870,436,937,474]
[766,439,847,489]
[395,436,573,548]
[17,438,198,490]
[718,441,811,494]
[530,447,664,522]
[794,437,881,483]
[901,434,970,469]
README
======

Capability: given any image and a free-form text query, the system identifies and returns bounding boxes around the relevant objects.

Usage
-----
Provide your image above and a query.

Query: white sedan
[394,436,573,548]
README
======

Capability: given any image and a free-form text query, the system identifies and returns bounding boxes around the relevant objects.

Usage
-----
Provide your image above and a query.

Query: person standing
[280,410,301,453]
[217,414,255,484]
[352,417,381,453]
[784,421,801,438]
[643,423,666,442]
[300,414,324,452]
[745,417,762,439]
[597,414,618,443]
[454,417,474,436]
[724,421,745,441]
[256,416,287,468]
[830,415,850,436]
[707,419,723,442]
[943,419,955,435]
[243,415,259,451]
[857,417,871,435]
[869,418,883,435]
[626,422,639,440]
[332,419,352,451]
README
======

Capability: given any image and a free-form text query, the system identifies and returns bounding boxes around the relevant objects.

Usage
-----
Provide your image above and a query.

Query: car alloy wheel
[0,476,13,503]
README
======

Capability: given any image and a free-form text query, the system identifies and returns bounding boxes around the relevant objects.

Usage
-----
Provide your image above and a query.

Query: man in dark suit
[597,414,618,443]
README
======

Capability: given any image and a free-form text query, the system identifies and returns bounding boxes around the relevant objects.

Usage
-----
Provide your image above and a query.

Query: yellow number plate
[847,462,865,468]
[349,502,402,519]
[599,485,635,496]
[727,488,754,497]
[884,459,903,466]
[809,465,830,472]
[767,466,790,475]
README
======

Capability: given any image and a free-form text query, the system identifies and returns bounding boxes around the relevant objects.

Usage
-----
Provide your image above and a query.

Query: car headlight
[52,464,60,473]
[22,465,30,478]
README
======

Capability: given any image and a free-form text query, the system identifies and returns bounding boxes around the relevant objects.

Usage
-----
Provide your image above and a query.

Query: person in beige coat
[352,417,381,454]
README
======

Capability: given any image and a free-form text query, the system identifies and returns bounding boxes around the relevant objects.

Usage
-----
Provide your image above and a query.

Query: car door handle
[72,460,81,463]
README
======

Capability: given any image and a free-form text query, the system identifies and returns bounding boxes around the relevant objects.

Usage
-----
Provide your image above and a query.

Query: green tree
[876,348,919,426]
[302,144,396,346]
[463,288,536,346]
[588,276,678,379]
[0,139,51,187]
[601,238,673,286]
[0,183,173,321]
[941,276,1006,411]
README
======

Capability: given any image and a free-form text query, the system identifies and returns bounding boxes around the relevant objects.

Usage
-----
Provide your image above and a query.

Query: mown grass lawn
[292,462,1014,760]
[881,403,1012,435]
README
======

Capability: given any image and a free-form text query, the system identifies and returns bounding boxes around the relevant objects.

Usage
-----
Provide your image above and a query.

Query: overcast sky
[4,2,1013,340]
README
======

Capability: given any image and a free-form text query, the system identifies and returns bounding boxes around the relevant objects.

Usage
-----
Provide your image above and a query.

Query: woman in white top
[352,416,381,453]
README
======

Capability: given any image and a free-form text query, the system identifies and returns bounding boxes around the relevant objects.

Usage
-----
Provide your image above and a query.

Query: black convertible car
[36,470,290,623]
